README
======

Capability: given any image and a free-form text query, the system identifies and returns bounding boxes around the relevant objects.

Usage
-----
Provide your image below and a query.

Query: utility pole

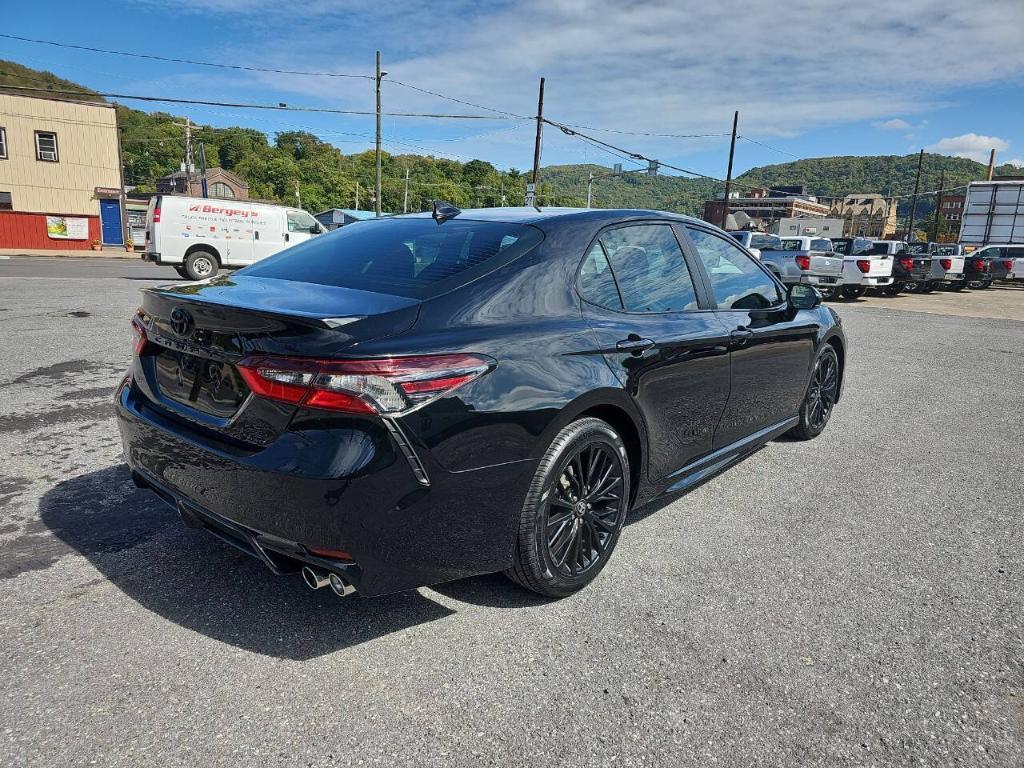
[173,117,194,192]
[526,76,545,206]
[986,148,996,181]
[721,110,739,229]
[403,167,409,213]
[198,140,208,198]
[907,149,924,240]
[295,179,302,208]
[586,171,594,208]
[375,51,387,218]
[933,171,945,242]
[355,181,360,209]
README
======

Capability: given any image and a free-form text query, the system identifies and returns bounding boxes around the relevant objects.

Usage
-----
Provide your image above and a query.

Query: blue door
[99,199,123,245]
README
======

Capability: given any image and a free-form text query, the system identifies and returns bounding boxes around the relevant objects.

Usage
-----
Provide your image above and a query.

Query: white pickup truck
[828,237,894,299]
[927,243,968,290]
[758,236,844,297]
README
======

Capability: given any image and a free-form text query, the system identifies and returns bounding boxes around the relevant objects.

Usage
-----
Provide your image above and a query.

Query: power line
[0,85,524,120]
[386,79,525,119]
[738,135,799,159]
[0,32,373,80]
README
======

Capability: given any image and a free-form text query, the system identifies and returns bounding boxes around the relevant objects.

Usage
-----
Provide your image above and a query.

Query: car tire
[946,280,966,291]
[787,345,840,441]
[904,282,919,293]
[976,278,993,289]
[919,281,935,293]
[505,417,631,598]
[883,281,904,296]
[184,250,219,281]
[173,266,189,279]
[840,286,866,300]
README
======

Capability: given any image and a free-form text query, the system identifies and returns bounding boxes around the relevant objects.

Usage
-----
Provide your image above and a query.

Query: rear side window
[241,218,543,298]
[598,224,698,313]
[579,243,623,310]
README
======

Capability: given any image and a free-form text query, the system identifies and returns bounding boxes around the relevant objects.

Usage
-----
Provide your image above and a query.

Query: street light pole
[587,171,594,208]
[375,51,387,218]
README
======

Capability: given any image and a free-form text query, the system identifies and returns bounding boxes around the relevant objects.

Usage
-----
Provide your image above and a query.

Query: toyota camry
[116,205,846,598]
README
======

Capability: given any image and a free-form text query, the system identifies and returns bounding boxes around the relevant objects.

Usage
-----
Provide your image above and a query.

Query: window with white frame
[0,127,7,159]
[35,131,59,162]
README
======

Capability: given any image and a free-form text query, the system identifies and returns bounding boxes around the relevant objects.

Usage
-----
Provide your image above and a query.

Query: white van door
[252,206,287,263]
[285,208,322,247]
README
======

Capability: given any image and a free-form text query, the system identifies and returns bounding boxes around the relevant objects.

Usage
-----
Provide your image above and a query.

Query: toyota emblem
[169,307,195,338]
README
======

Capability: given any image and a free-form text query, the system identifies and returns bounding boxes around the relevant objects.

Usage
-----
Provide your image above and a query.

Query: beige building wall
[0,93,121,215]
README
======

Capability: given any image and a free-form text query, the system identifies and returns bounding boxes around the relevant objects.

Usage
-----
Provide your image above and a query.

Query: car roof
[397,206,706,227]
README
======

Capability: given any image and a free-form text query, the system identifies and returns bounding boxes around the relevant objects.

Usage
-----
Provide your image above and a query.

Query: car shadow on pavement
[39,465,456,660]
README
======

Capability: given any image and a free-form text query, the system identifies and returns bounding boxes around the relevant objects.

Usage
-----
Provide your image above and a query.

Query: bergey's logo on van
[169,307,195,338]
[187,204,258,218]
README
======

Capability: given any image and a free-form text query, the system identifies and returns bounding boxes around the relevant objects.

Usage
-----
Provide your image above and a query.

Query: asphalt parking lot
[1,257,1022,767]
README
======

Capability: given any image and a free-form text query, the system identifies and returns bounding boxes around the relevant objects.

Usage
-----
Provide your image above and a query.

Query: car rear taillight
[152,206,161,223]
[795,255,811,271]
[940,258,952,270]
[898,257,914,271]
[130,313,149,355]
[237,353,495,415]
[856,259,871,273]
[1003,259,1014,270]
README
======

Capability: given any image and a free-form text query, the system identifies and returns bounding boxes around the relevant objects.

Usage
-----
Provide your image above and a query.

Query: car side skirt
[662,415,799,496]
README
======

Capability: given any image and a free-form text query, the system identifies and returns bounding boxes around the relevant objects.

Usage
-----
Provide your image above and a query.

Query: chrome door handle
[616,337,655,353]
[730,327,754,344]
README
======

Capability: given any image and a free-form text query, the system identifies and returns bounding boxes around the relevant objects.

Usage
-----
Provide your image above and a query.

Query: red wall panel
[0,212,100,250]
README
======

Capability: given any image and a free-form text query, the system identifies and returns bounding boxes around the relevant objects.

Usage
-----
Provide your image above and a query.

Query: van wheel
[840,286,866,299]
[505,417,630,598]
[173,266,189,279]
[184,250,218,280]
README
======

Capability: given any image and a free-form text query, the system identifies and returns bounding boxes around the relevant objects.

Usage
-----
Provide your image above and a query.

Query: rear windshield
[905,243,929,254]
[831,240,852,254]
[750,234,781,250]
[240,218,543,298]
[810,238,832,251]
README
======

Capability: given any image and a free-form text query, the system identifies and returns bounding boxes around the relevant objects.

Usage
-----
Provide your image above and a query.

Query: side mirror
[788,283,821,310]
[310,224,322,234]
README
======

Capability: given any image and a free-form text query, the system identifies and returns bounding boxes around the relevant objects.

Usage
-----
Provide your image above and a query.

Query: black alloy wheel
[840,286,867,300]
[545,442,624,578]
[788,345,840,440]
[506,418,630,597]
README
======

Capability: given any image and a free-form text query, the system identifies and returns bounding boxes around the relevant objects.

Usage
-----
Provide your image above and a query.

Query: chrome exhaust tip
[301,566,330,590]
[329,573,356,597]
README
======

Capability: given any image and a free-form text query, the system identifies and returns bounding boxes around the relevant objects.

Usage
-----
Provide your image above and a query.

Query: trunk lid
[133,275,420,444]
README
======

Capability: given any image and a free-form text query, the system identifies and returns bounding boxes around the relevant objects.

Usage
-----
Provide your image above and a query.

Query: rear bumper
[800,274,842,287]
[115,379,534,596]
[862,276,894,287]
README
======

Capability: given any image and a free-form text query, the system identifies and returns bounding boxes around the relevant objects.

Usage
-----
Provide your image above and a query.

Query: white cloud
[138,0,1024,169]
[926,133,1012,163]
[874,119,911,130]
[1005,158,1024,168]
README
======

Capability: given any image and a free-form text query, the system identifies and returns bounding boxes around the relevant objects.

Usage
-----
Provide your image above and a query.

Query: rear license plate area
[153,348,249,418]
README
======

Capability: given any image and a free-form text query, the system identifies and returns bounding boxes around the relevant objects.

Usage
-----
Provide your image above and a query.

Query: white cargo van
[143,195,324,279]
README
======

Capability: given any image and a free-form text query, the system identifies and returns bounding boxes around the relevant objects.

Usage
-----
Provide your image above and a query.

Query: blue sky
[3,0,1024,183]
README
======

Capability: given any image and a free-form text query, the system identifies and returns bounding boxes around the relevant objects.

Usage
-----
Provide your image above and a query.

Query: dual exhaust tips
[301,565,356,597]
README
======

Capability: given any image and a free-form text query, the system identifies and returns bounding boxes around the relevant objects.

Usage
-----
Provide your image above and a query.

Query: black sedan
[116,206,846,598]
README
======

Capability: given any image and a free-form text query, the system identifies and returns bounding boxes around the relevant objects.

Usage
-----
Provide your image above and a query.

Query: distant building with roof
[156,167,249,200]
[314,208,380,230]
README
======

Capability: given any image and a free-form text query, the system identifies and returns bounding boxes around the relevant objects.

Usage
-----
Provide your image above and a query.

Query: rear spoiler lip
[143,279,419,330]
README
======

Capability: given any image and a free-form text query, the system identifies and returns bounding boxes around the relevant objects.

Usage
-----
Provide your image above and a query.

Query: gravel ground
[1,258,1022,767]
